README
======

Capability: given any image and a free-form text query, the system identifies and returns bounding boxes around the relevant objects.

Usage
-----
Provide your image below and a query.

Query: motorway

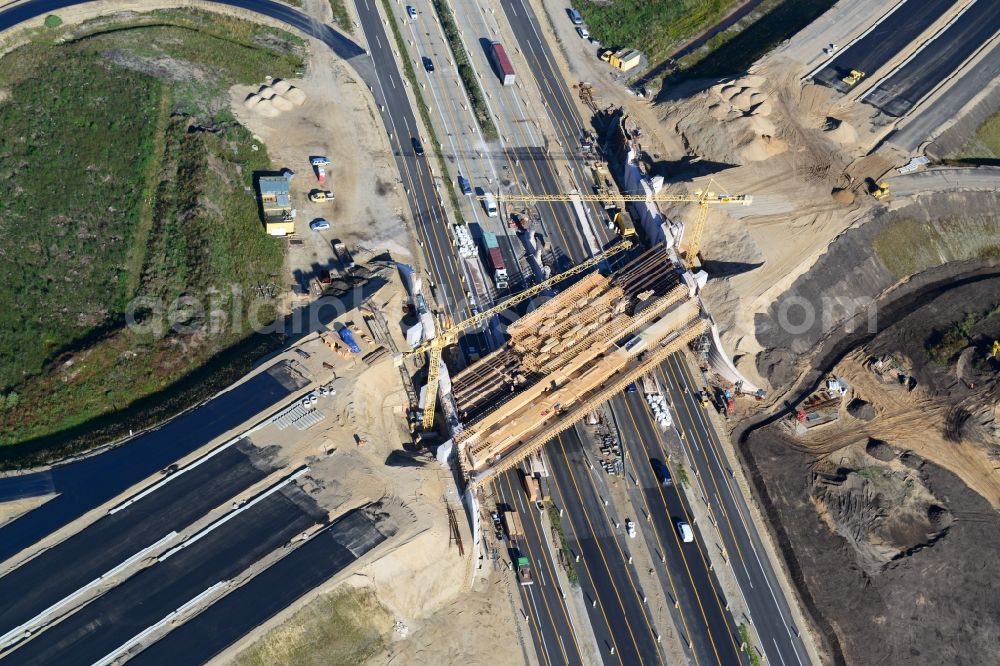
[611,392,743,666]
[0,1,810,664]
[656,353,811,666]
[4,481,326,665]
[0,440,276,641]
[886,43,1000,151]
[0,361,305,564]
[130,509,388,665]
[809,0,959,92]
[890,165,1000,194]
[863,0,1000,117]
[548,429,664,664]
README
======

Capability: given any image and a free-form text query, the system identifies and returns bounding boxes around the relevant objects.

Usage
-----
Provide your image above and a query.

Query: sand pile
[824,116,858,145]
[244,78,307,117]
[671,75,788,164]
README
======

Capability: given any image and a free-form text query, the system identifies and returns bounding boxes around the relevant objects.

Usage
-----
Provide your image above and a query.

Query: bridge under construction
[450,245,706,486]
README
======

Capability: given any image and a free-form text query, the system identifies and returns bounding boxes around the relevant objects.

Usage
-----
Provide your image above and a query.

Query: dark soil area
[744,429,1000,665]
[755,191,1000,389]
[739,183,1000,665]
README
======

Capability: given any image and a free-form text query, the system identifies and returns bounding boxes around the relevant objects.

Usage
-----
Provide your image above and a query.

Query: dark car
[412,137,424,156]
[650,458,673,486]
[422,56,434,72]
[458,175,472,195]
[626,382,638,393]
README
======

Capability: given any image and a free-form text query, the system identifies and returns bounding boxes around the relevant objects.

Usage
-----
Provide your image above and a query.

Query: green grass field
[577,0,740,68]
[0,11,303,451]
[950,108,1000,161]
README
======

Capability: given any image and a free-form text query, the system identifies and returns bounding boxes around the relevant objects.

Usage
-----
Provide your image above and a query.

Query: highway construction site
[2,0,1000,663]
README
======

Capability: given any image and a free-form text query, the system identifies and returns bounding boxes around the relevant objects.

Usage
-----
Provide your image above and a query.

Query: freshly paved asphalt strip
[0,440,277,641]
[1,484,326,666]
[129,509,388,666]
[885,44,1000,151]
[810,0,960,92]
[863,0,1000,116]
[0,362,304,564]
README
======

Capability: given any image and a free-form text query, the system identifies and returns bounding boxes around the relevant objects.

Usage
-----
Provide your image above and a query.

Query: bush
[43,15,63,29]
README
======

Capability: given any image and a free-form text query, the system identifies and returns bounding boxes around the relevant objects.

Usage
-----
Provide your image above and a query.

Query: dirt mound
[823,117,857,145]
[831,187,853,205]
[255,98,280,117]
[849,399,876,421]
[864,437,894,460]
[811,451,948,574]
[272,78,292,94]
[243,93,261,109]
[744,429,1000,666]
[666,75,790,163]
[285,86,307,105]
[271,94,293,111]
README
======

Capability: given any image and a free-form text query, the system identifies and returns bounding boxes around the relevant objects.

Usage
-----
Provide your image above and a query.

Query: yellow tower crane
[487,179,751,268]
[397,239,633,430]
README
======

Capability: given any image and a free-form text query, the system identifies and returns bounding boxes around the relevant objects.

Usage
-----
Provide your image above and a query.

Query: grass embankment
[949,107,1000,164]
[548,504,579,585]
[328,0,353,30]
[925,303,1000,365]
[578,0,836,83]
[432,0,498,141]
[738,623,762,666]
[672,0,835,81]
[232,587,391,666]
[379,0,463,218]
[578,0,741,68]
[872,216,1000,279]
[0,11,303,454]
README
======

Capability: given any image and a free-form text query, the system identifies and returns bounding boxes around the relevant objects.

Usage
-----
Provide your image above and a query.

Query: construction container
[610,48,641,72]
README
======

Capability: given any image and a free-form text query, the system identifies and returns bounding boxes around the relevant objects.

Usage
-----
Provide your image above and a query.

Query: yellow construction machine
[842,69,865,87]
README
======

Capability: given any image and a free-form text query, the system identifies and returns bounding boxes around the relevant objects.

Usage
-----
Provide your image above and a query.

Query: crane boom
[481,180,750,268]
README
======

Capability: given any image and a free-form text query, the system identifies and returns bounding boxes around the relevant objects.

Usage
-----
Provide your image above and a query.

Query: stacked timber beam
[450,246,704,485]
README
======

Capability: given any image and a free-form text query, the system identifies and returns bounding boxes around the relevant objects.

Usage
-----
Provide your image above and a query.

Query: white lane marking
[158,466,309,562]
[0,532,178,650]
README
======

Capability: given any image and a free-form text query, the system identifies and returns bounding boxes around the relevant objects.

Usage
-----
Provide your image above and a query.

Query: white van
[482,193,498,217]
[676,520,694,543]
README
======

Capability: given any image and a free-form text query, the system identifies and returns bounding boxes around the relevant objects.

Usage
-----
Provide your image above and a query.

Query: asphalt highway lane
[0,440,277,639]
[2,485,326,666]
[613,392,743,665]
[495,470,585,666]
[130,509,387,665]
[548,429,663,665]
[864,0,1000,116]
[0,363,304,564]
[658,354,811,666]
[810,0,960,92]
